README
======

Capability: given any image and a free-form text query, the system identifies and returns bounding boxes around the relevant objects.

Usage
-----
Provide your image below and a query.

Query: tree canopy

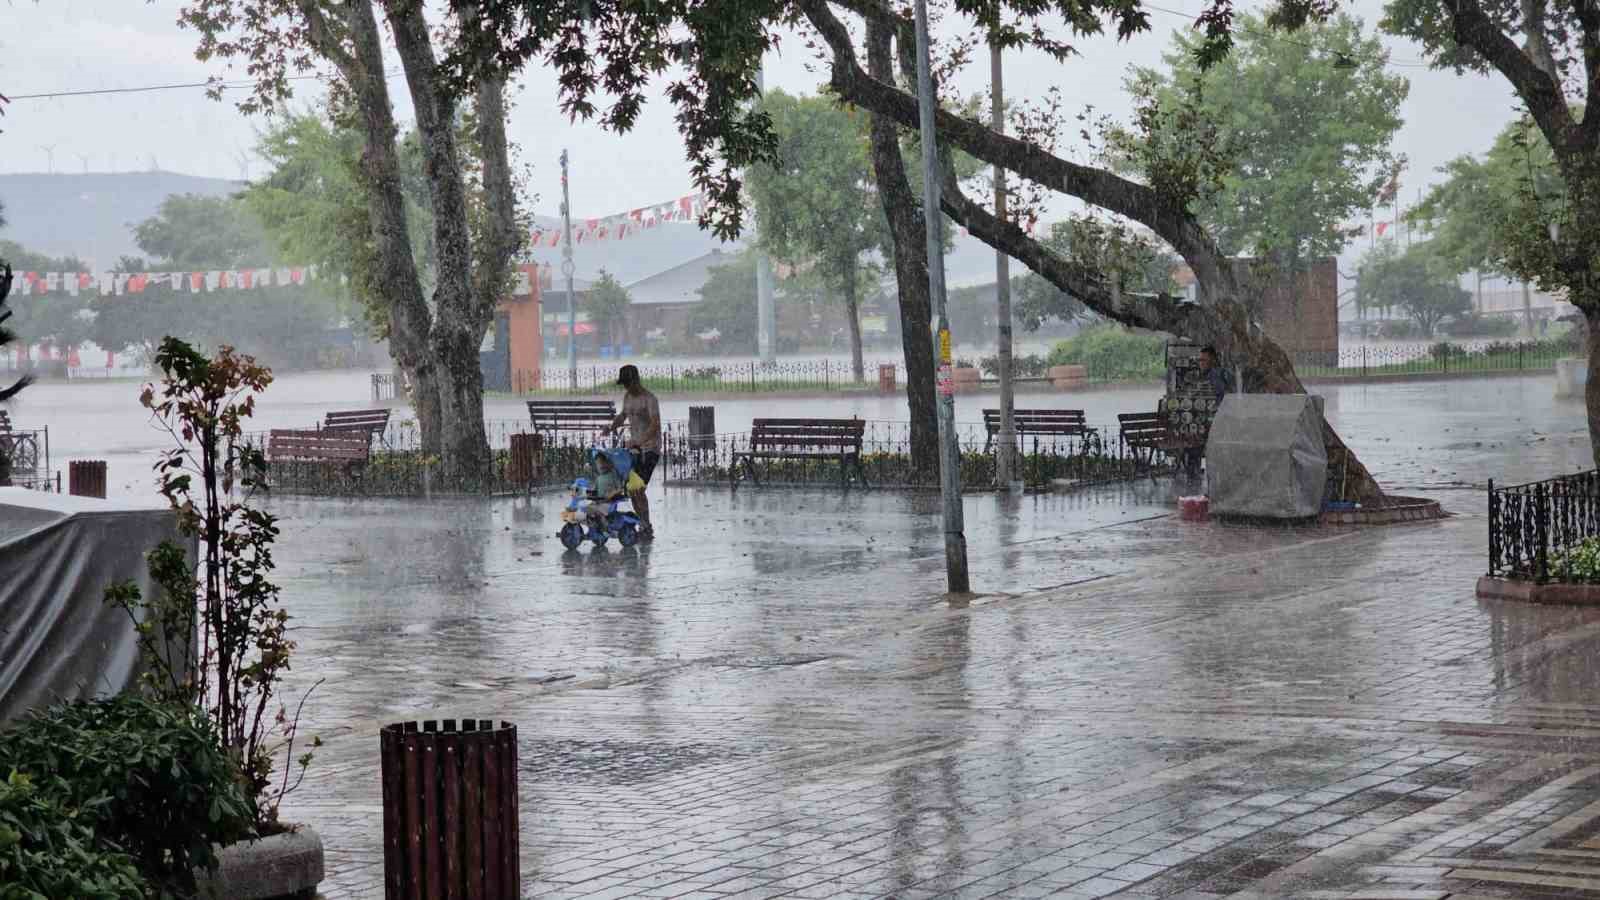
[1123,13,1407,276]
[586,271,633,350]
[1356,240,1471,336]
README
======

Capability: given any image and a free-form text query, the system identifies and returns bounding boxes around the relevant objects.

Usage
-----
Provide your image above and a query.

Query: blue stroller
[557,446,643,550]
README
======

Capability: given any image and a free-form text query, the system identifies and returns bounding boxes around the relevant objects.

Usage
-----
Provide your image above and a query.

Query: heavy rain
[4,0,1600,898]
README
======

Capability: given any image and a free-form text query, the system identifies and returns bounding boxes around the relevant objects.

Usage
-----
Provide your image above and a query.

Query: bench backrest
[983,408,1087,434]
[268,429,372,461]
[0,410,9,432]
[527,400,616,431]
[1117,412,1169,441]
[750,418,865,450]
[323,409,390,435]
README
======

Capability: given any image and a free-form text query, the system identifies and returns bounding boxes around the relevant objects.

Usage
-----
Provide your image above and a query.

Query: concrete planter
[952,366,983,394]
[1477,576,1600,606]
[196,825,324,900]
[1047,364,1088,391]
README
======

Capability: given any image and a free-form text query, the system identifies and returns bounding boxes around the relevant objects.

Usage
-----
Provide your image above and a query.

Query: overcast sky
[2,0,1517,230]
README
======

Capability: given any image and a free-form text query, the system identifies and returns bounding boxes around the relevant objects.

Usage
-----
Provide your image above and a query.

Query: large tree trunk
[306,0,442,452]
[865,21,937,471]
[805,0,1384,502]
[387,1,501,484]
[843,258,865,383]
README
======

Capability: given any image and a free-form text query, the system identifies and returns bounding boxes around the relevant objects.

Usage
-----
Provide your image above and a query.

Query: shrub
[1429,341,1467,361]
[1554,537,1600,582]
[0,696,255,893]
[978,353,1049,378]
[681,365,721,381]
[1377,320,1420,339]
[1047,325,1167,381]
[0,770,147,900]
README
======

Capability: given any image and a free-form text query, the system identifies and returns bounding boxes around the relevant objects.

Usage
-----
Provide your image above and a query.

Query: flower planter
[952,366,983,394]
[1047,364,1088,391]
[196,825,324,900]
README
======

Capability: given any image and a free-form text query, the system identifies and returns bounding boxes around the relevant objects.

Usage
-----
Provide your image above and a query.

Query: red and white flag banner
[529,192,709,248]
[11,264,324,298]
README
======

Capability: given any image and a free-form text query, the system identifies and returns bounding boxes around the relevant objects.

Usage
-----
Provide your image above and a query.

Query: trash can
[380,719,519,899]
[878,364,896,393]
[688,406,715,451]
[69,460,107,498]
[507,433,542,487]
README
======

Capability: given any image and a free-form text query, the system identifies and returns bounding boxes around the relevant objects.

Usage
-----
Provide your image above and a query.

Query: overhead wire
[7,70,403,102]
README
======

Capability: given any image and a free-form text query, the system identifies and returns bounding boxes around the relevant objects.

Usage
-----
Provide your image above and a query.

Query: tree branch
[292,1,358,77]
[799,0,1237,302]
[1446,0,1577,152]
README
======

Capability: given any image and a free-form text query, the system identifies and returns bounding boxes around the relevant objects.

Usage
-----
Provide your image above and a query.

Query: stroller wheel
[558,524,584,550]
[617,523,639,547]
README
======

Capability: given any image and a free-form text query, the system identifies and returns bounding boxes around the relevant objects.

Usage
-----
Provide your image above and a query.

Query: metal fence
[1488,470,1600,582]
[1292,338,1573,379]
[510,359,907,395]
[660,419,1159,491]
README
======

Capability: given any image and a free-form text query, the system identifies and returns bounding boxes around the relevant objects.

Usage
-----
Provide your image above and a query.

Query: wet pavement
[17,369,1600,897]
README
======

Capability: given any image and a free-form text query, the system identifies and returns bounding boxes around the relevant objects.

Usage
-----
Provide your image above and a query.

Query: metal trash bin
[688,406,716,451]
[380,719,519,899]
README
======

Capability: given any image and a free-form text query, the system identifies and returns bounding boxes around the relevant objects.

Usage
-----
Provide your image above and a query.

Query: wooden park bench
[0,410,10,432]
[733,418,867,488]
[267,429,372,477]
[982,408,1094,451]
[1117,411,1188,472]
[527,400,617,437]
[322,408,391,446]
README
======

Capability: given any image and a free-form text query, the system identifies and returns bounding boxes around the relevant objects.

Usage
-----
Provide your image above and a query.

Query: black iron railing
[1488,470,1600,582]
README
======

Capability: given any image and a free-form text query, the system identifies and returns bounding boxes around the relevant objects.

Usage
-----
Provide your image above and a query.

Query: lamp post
[913,0,970,593]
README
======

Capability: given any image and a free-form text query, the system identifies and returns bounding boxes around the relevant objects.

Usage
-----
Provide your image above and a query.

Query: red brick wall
[1252,257,1339,363]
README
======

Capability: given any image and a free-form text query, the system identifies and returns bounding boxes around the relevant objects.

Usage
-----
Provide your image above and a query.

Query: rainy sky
[2,0,1516,225]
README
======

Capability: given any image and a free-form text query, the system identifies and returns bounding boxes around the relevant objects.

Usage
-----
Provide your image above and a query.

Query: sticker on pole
[937,362,955,397]
[938,328,952,364]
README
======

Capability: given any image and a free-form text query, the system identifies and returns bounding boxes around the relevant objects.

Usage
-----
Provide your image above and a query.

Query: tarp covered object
[1205,394,1328,519]
[0,488,191,725]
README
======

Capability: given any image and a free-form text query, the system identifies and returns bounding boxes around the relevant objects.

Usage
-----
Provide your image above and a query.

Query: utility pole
[914,0,970,594]
[754,66,778,364]
[990,36,1019,493]
[560,150,578,388]
[37,145,56,174]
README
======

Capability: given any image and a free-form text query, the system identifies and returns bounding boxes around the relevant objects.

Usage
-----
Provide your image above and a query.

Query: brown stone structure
[1173,257,1340,366]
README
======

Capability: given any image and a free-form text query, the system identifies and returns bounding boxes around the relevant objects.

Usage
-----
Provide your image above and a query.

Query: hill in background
[0,171,242,268]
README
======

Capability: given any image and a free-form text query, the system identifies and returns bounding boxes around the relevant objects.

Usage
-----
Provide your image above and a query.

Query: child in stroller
[557,446,644,549]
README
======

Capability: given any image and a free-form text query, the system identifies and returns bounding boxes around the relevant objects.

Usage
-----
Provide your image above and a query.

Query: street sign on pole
[913,0,970,594]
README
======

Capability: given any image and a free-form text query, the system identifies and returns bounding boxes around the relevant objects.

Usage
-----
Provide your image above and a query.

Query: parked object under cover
[0,487,191,725]
[1205,394,1328,519]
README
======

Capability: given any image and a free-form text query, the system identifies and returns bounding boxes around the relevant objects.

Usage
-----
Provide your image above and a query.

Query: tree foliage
[1013,218,1178,331]
[586,270,633,349]
[1121,13,1407,274]
[689,250,759,353]
[1356,240,1472,336]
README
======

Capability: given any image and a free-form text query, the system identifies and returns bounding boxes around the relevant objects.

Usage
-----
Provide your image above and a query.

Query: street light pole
[560,149,577,388]
[914,0,970,593]
[754,66,778,365]
[990,36,1019,493]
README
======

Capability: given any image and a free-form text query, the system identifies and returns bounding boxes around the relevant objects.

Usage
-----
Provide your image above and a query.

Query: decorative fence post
[1487,478,1499,577]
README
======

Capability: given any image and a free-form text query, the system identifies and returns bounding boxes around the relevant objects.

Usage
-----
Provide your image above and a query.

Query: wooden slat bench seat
[982,408,1094,450]
[322,408,391,444]
[267,429,372,472]
[527,400,617,435]
[0,410,10,432]
[733,418,867,487]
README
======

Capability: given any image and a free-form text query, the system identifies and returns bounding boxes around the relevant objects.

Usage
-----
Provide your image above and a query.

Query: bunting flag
[10,265,328,298]
[529,191,709,249]
[1376,221,1391,237]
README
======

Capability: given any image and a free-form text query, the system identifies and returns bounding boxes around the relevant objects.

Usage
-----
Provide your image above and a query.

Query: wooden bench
[733,418,867,487]
[0,410,10,432]
[322,408,390,445]
[267,429,372,475]
[1118,411,1187,471]
[982,408,1094,451]
[527,400,617,436]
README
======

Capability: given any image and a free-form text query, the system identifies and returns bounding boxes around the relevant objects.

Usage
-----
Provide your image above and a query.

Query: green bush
[977,353,1049,378]
[0,696,255,894]
[1429,341,1467,361]
[1047,325,1167,381]
[0,770,147,900]
[1554,537,1600,582]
